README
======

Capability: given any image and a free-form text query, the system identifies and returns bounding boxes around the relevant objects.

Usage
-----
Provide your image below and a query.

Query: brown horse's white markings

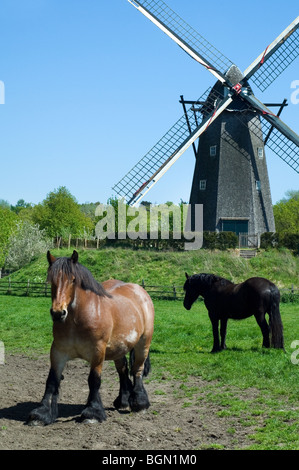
[126,329,138,344]
[27,251,154,426]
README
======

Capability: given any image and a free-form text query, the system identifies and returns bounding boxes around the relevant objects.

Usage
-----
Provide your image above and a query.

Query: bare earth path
[0,354,256,450]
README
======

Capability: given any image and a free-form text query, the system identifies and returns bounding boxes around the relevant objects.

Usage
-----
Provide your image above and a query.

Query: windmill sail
[117,1,299,212]
[225,104,299,173]
[128,0,233,83]
[262,123,299,173]
[113,89,232,205]
[243,93,299,158]
[243,16,299,92]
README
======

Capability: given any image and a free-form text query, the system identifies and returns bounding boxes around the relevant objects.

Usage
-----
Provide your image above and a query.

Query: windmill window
[258,147,264,159]
[256,180,261,191]
[210,145,217,157]
[199,180,206,190]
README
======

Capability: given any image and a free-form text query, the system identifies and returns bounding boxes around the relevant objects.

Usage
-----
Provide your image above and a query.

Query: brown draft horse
[27,251,155,425]
[183,273,284,353]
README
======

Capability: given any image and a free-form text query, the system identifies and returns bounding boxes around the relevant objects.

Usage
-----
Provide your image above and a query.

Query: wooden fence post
[8,277,11,295]
[173,285,177,299]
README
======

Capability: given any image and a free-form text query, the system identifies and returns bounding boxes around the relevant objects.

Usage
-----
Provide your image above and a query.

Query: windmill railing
[238,233,259,249]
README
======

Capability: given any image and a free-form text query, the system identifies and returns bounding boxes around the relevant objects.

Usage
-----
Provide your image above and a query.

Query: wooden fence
[0,278,298,302]
[0,278,185,300]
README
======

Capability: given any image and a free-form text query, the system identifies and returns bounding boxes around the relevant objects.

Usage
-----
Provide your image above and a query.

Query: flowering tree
[5,221,52,271]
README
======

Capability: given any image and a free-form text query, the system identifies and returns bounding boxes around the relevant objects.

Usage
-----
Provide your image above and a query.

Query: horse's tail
[269,285,284,349]
[129,349,151,377]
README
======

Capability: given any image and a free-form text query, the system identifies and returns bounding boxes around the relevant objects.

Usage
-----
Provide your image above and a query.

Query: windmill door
[221,219,248,236]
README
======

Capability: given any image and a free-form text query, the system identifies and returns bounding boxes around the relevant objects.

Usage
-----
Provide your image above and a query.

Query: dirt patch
[0,354,257,450]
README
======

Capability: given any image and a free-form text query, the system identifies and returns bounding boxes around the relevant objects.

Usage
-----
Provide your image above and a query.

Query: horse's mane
[190,273,233,288]
[48,256,111,297]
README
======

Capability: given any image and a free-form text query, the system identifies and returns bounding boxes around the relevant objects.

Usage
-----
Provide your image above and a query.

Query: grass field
[1,295,299,449]
[2,247,298,289]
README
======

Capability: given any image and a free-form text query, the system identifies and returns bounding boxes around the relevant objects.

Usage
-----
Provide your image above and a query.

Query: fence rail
[0,278,298,302]
[0,278,185,300]
[0,279,50,297]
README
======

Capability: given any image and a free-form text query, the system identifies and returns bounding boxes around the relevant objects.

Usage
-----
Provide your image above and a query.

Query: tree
[11,199,33,214]
[0,207,17,267]
[5,221,52,271]
[0,199,10,210]
[273,190,299,234]
[32,187,94,238]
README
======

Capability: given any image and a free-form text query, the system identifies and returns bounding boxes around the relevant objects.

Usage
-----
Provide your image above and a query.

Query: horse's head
[183,273,201,310]
[47,250,78,322]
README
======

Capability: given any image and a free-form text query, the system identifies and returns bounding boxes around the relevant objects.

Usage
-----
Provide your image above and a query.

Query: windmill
[113,0,299,243]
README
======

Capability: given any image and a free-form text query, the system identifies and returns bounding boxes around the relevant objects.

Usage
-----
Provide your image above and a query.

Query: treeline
[0,187,298,271]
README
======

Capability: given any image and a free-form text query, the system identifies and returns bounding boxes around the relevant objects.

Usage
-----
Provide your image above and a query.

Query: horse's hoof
[129,393,150,412]
[79,406,107,423]
[113,395,130,410]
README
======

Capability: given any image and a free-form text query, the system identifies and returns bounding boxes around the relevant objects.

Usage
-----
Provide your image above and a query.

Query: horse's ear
[71,250,79,264]
[185,272,190,280]
[47,251,56,266]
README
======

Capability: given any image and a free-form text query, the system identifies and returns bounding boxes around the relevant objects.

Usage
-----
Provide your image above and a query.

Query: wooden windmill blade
[225,102,299,174]
[243,16,299,92]
[114,0,236,205]
[113,88,233,206]
[261,123,299,173]
[129,0,299,155]
[128,0,233,84]
[235,16,299,164]
[242,93,299,164]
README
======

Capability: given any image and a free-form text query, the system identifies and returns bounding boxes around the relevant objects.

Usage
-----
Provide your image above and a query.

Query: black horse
[183,273,284,352]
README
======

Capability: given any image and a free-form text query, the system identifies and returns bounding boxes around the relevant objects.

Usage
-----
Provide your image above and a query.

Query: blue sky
[0,0,298,207]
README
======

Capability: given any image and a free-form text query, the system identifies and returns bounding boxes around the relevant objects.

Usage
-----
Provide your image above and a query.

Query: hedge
[260,232,299,253]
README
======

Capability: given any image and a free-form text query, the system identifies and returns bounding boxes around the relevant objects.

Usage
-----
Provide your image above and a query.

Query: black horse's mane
[48,256,111,297]
[187,273,233,288]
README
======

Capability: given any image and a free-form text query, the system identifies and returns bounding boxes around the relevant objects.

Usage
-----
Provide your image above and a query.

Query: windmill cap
[225,65,244,86]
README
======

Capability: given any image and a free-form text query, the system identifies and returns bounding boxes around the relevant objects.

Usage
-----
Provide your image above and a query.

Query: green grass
[1,247,298,288]
[1,296,299,449]
[152,301,299,393]
[0,296,52,353]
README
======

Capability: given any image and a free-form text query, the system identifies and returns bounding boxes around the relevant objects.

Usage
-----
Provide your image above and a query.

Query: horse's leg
[209,311,221,353]
[255,311,270,348]
[129,341,150,412]
[113,356,133,409]
[220,317,228,350]
[27,344,67,426]
[80,347,107,423]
